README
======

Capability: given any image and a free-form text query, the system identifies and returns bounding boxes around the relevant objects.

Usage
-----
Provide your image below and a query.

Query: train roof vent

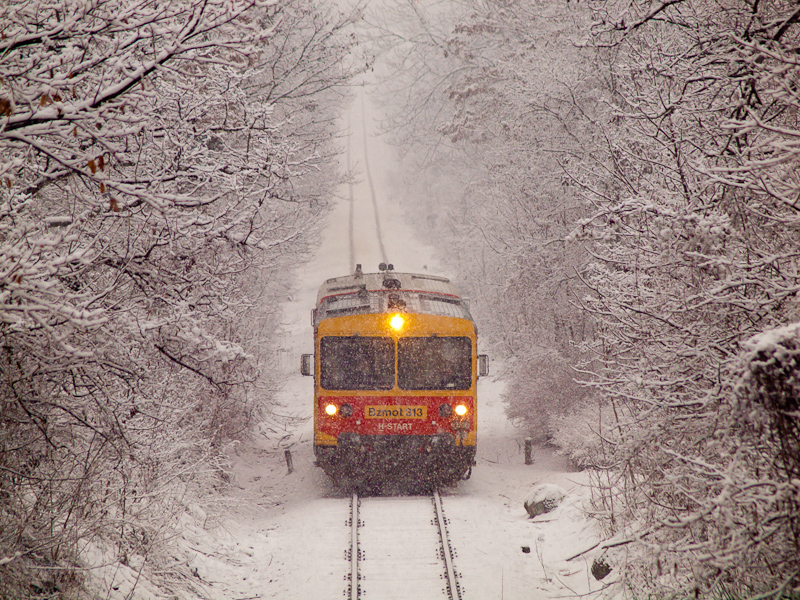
[382,277,401,289]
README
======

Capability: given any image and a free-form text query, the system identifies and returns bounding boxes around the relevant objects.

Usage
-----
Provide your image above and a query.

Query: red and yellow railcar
[301,264,488,486]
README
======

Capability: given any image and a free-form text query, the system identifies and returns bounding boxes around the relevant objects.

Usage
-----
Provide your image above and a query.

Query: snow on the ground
[174,377,605,600]
[159,85,607,600]
[438,376,603,599]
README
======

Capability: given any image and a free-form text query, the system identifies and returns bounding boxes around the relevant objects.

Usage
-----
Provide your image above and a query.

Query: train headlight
[389,313,405,331]
[454,404,468,416]
[439,403,452,418]
[340,404,353,417]
[325,403,338,416]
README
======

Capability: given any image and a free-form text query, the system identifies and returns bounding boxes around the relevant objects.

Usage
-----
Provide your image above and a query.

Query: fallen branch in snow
[566,518,664,561]
[564,535,638,561]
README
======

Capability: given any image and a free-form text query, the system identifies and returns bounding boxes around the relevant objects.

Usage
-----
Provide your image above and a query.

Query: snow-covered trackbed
[347,490,462,600]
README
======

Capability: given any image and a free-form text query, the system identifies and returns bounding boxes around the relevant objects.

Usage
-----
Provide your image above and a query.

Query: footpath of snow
[107,85,610,600]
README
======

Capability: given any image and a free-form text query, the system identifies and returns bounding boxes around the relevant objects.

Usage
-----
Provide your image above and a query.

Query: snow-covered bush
[504,349,593,442]
[550,399,611,469]
[737,323,800,564]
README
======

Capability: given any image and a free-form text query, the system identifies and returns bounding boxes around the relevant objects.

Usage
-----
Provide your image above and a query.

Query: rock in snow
[591,557,612,580]
[523,483,567,518]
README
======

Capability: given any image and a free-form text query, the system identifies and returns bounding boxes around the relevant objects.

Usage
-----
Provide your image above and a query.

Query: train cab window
[398,336,472,391]
[320,336,394,390]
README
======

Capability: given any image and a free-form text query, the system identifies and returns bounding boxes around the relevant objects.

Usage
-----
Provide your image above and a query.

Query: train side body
[304,268,485,486]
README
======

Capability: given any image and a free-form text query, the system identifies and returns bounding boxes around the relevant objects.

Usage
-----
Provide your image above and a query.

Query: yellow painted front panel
[318,312,475,338]
[313,312,478,446]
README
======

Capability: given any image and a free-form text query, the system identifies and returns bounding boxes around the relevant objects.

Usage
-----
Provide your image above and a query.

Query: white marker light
[325,404,338,416]
[454,404,468,416]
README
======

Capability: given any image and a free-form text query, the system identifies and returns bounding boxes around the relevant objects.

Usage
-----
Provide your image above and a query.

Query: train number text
[365,406,427,419]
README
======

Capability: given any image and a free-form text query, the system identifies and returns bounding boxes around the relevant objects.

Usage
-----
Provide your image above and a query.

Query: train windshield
[398,337,472,390]
[320,336,394,390]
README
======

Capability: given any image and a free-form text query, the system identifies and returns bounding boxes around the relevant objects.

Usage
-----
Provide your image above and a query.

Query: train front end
[301,266,488,486]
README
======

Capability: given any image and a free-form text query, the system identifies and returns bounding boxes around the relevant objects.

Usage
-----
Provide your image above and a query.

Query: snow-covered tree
[566,0,800,595]
[0,0,361,595]
[368,0,602,436]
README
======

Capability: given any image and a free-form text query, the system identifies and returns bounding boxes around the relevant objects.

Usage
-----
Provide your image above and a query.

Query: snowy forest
[2,0,800,599]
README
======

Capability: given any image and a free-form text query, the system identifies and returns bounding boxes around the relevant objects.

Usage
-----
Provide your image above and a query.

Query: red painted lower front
[318,395,473,438]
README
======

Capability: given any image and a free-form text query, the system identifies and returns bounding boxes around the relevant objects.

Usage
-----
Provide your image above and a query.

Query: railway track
[346,489,463,600]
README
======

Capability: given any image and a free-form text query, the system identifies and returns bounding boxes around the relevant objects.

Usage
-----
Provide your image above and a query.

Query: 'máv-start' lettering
[377,422,413,432]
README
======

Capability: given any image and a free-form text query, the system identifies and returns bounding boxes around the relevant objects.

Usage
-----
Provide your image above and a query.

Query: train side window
[320,336,394,390]
[398,337,472,391]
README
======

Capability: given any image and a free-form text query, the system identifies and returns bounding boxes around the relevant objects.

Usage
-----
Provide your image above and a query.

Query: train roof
[314,267,473,325]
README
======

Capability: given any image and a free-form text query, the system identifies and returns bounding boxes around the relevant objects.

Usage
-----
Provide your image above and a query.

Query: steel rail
[347,489,461,600]
[433,488,462,600]
[349,491,359,600]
